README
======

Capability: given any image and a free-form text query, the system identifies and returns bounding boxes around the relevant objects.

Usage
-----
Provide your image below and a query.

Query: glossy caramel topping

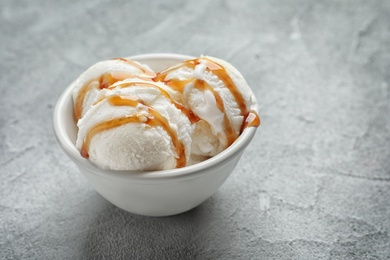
[163,78,192,92]
[81,96,187,168]
[113,58,156,78]
[194,79,237,146]
[108,81,200,124]
[98,73,117,89]
[240,111,261,134]
[74,72,122,121]
[205,60,248,116]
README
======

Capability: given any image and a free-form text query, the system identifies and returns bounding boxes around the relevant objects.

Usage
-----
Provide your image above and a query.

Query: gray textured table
[1,1,390,259]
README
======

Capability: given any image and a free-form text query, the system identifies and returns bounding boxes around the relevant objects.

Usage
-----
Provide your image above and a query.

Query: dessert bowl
[53,53,259,216]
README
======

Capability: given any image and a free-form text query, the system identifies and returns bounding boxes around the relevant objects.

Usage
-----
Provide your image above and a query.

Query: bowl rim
[53,53,259,181]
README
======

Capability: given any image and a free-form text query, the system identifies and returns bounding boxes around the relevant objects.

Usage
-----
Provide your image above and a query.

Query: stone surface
[1,0,390,259]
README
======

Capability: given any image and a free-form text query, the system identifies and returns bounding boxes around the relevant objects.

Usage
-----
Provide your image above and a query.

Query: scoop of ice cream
[155,56,258,157]
[75,78,193,171]
[71,58,155,121]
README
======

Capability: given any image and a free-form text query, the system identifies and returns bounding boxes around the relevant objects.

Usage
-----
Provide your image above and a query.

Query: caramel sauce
[98,73,117,89]
[155,57,260,146]
[74,72,122,121]
[81,96,187,168]
[240,111,261,134]
[164,78,192,92]
[194,79,237,146]
[109,81,200,124]
[74,58,156,121]
[113,58,156,78]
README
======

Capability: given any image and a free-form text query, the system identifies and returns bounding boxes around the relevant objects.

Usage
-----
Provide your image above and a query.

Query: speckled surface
[1,0,390,259]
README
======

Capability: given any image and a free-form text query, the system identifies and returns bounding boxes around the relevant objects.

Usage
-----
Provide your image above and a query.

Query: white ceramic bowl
[53,53,258,217]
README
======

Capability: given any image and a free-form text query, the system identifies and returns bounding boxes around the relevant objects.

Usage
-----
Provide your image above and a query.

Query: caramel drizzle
[113,58,156,78]
[74,58,156,121]
[155,57,260,146]
[107,81,200,124]
[194,79,237,146]
[74,73,120,121]
[240,111,261,133]
[81,96,187,168]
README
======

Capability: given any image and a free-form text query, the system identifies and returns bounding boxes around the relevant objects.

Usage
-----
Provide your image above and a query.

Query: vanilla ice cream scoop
[155,56,259,157]
[71,58,156,121]
[75,78,193,171]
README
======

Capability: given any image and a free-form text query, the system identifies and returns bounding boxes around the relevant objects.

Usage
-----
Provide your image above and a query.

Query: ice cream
[76,78,193,170]
[155,56,259,157]
[72,56,260,171]
[71,58,155,121]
